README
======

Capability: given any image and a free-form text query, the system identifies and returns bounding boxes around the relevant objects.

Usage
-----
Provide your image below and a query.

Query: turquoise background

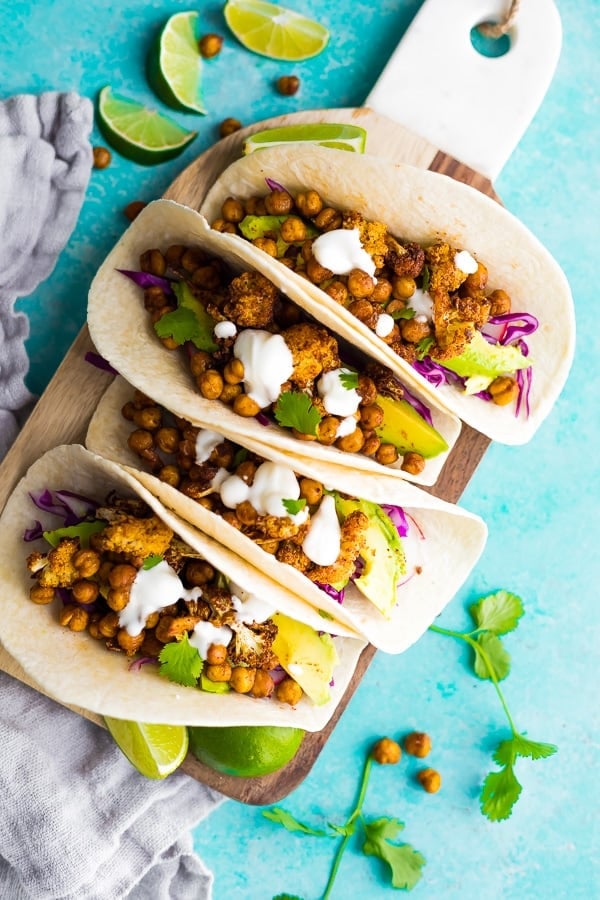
[2,1,598,897]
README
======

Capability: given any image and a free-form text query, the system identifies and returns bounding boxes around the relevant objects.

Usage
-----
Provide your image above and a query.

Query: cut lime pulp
[224,0,329,61]
[243,123,367,155]
[146,11,206,114]
[96,86,197,165]
[104,717,189,779]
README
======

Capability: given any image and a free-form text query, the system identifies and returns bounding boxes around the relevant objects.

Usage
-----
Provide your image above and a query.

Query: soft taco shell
[200,146,575,445]
[87,199,461,487]
[87,377,488,653]
[0,444,366,730]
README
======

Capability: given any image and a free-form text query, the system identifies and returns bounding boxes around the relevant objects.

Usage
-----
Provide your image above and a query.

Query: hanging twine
[478,0,521,37]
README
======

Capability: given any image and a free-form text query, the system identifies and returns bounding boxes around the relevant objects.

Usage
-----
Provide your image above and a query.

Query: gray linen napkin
[0,93,223,899]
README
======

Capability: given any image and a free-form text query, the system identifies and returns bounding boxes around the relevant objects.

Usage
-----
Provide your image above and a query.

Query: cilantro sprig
[264,751,425,896]
[429,590,557,821]
[339,370,359,391]
[282,498,307,516]
[158,633,203,688]
[274,391,322,436]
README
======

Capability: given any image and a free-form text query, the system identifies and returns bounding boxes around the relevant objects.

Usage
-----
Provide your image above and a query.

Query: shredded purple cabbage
[381,504,410,538]
[255,412,270,426]
[265,177,287,193]
[84,351,118,375]
[117,269,174,294]
[412,357,457,387]
[400,384,433,426]
[316,583,345,604]
[483,312,539,345]
[23,520,44,542]
[128,656,159,672]
[27,489,98,528]
[268,665,288,685]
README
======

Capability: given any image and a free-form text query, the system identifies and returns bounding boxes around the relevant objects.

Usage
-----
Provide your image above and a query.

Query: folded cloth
[0,93,224,899]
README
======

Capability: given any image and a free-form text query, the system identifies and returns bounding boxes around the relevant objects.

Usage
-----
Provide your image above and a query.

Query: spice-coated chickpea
[88,615,103,640]
[109,564,138,590]
[313,207,342,231]
[206,643,228,665]
[245,196,267,216]
[30,585,55,605]
[488,376,519,406]
[211,218,237,234]
[404,731,432,758]
[276,75,300,96]
[198,370,224,400]
[235,460,257,483]
[141,631,164,658]
[92,146,111,169]
[230,666,256,693]
[250,670,275,698]
[158,465,180,488]
[59,604,89,632]
[360,403,384,430]
[317,416,339,445]
[236,501,258,526]
[117,629,145,655]
[372,278,393,303]
[154,426,180,454]
[264,190,293,216]
[276,677,303,706]
[375,443,399,466]
[299,477,323,506]
[347,269,375,299]
[261,539,280,555]
[417,767,442,793]
[221,197,245,223]
[73,548,101,578]
[362,433,381,456]
[132,406,162,430]
[392,276,417,300]
[139,249,166,277]
[372,737,402,765]
[180,247,205,272]
[305,255,333,284]
[205,662,233,682]
[348,298,377,327]
[128,429,154,455]
[143,285,168,311]
[336,427,365,454]
[291,428,317,442]
[400,318,431,343]
[253,237,278,257]
[124,200,146,221]
[98,612,120,638]
[145,612,160,630]
[280,216,306,243]
[71,580,99,605]
[401,452,426,476]
[191,265,222,290]
[462,261,488,293]
[488,289,512,316]
[107,588,130,612]
[219,117,242,138]
[357,375,377,406]
[325,280,349,305]
[232,393,261,417]
[223,358,245,384]
[186,559,215,586]
[189,350,212,377]
[199,33,223,58]
[295,190,323,218]
[218,383,241,403]
[164,244,186,267]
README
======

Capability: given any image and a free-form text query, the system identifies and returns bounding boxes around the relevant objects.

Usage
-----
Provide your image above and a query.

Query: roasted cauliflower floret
[91,514,173,561]
[385,237,425,278]
[27,538,81,588]
[365,362,405,401]
[342,211,389,266]
[223,271,279,327]
[276,540,312,572]
[283,322,340,387]
[426,242,467,294]
[307,510,369,587]
[228,619,278,669]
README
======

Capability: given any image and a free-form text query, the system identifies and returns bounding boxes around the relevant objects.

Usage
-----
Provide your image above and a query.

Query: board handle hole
[470,23,512,58]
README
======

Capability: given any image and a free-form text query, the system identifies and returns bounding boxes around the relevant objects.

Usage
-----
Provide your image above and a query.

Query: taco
[86,377,488,653]
[199,145,575,445]
[0,444,367,731]
[87,199,461,487]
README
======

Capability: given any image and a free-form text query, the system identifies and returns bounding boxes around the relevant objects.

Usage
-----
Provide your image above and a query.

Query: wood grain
[0,108,493,802]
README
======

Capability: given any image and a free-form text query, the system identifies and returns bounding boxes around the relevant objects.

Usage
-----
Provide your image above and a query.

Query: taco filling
[118,390,421,620]
[124,242,450,477]
[24,489,340,706]
[208,185,537,416]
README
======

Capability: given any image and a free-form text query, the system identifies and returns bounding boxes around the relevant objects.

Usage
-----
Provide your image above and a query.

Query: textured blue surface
[2,1,598,898]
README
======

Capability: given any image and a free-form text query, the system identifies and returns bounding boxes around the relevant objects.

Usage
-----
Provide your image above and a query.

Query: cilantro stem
[322,756,373,900]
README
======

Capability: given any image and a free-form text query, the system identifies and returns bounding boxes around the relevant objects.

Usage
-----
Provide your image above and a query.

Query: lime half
[224,0,329,61]
[244,123,367,155]
[147,12,206,114]
[97,86,197,165]
[104,717,189,779]
[188,724,304,777]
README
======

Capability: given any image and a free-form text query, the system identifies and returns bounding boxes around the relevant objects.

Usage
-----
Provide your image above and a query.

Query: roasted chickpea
[372,278,393,303]
[299,478,323,506]
[117,629,145,655]
[219,383,243,403]
[223,358,245,384]
[313,207,342,232]
[198,370,224,400]
[260,539,280,555]
[141,631,164,658]
[221,197,245,223]
[139,249,166,277]
[295,190,323,218]
[30,585,55,605]
[305,254,333,284]
[157,465,180,488]
[145,612,160,630]
[205,662,233,683]
[250,670,275,698]
[400,318,432,343]
[375,443,399,466]
[107,588,130,612]
[236,501,258,526]
[232,393,261,417]
[235,460,257,483]
[92,146,111,169]
[417,767,442,793]
[253,237,278,257]
[372,737,402,765]
[199,32,223,58]
[143,285,167,311]
[276,74,300,96]
[300,238,314,262]
[164,244,186,267]
[59,604,89,632]
[317,416,340,445]
[276,677,303,706]
[186,559,215,586]
[109,564,138,590]
[219,117,242,138]
[189,350,212,377]
[404,731,432,758]
[385,298,409,317]
[392,276,416,299]
[191,265,222,290]
[280,216,306,243]
[292,428,317,442]
[357,375,378,406]
[98,611,120,638]
[362,433,381,456]
[124,200,146,221]
[488,289,511,316]
[180,247,206,272]
[73,548,101,578]
[347,269,375,299]
[360,403,384,429]
[230,666,256,693]
[348,298,377,328]
[154,426,179,455]
[324,280,349,305]
[222,510,242,530]
[88,614,103,640]
[206,643,228,665]
[462,260,488,293]
[71,580,99,604]
[212,218,237,234]
[488,376,519,406]
[264,190,293,215]
[132,406,161,430]
[245,196,267,216]
[401,452,426,476]
[336,428,365,454]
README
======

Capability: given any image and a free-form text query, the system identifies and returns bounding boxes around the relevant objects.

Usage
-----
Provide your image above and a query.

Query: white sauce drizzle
[375,313,395,337]
[119,560,203,637]
[210,467,230,490]
[407,287,434,322]
[214,320,237,340]
[454,250,478,274]
[302,494,341,566]
[312,228,376,277]
[317,368,361,417]
[218,460,308,524]
[335,415,358,439]
[233,329,293,409]
[195,429,225,464]
[230,584,274,624]
[189,620,233,659]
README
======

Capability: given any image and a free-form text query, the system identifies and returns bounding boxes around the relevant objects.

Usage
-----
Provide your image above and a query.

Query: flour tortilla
[87,199,461,487]
[86,377,488,653]
[0,444,367,730]
[200,146,575,445]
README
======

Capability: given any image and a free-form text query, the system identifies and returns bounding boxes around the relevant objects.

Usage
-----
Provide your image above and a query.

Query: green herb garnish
[339,370,359,390]
[231,447,249,469]
[158,633,203,688]
[429,590,557,821]
[415,336,434,360]
[142,554,163,570]
[421,264,431,293]
[43,520,105,549]
[389,307,416,321]
[282,498,307,516]
[274,391,322,436]
[154,282,218,351]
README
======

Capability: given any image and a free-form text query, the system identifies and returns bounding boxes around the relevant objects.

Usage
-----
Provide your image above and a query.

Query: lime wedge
[97,86,197,165]
[147,11,206,114]
[104,716,189,779]
[224,0,329,61]
[244,123,367,155]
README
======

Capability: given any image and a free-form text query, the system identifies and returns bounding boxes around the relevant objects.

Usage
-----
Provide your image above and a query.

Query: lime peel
[104,717,189,779]
[147,11,206,115]
[243,123,367,155]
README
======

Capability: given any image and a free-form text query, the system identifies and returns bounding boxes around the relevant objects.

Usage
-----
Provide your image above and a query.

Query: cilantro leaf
[362,818,426,890]
[231,447,249,469]
[272,895,305,900]
[282,498,307,516]
[154,282,218,351]
[142,554,163,570]
[470,590,524,635]
[274,392,322,436]
[158,633,203,688]
[262,807,332,837]
[421,265,431,293]
[415,336,434,360]
[390,307,415,320]
[339,370,359,390]
[480,763,522,821]
[472,632,511,681]
[329,822,356,837]
[43,520,105,549]
[510,733,558,761]
[154,307,202,346]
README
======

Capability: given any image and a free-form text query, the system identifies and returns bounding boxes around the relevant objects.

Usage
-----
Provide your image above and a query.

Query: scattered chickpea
[392,276,416,300]
[375,443,399,466]
[165,244,185,267]
[199,33,223,58]
[403,731,432,758]
[276,75,300,96]
[220,383,242,403]
[189,350,212,377]
[192,265,222,290]
[462,260,488,293]
[245,196,267,216]
[124,200,146,221]
[107,588,130,612]
[117,629,145,655]
[132,406,162,430]
[59,604,89,632]
[155,426,180,454]
[223,358,245,384]
[276,677,303,706]
[305,255,333,284]
[348,298,377,328]
[108,564,138,590]
[295,190,323,218]
[253,237,278,257]
[219,117,242,138]
[236,500,258,526]
[186,559,215,586]
[401,452,426,476]
[372,278,393,304]
[313,207,342,231]
[92,146,111,169]
[347,269,375,299]
[158,465,180,488]
[317,416,339,445]
[360,403,384,430]
[372,737,402,765]
[362,433,381,456]
[336,427,365,454]
[98,612,120,638]
[357,375,377,406]
[400,318,431,344]
[230,666,256,694]
[325,280,349,305]
[140,248,167,277]
[488,289,512,316]
[417,767,442,793]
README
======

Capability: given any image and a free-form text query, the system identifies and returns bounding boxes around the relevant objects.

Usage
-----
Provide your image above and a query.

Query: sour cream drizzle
[335,415,358,438]
[214,320,237,340]
[454,250,478,274]
[407,287,434,322]
[119,560,203,637]
[312,228,376,277]
[218,460,308,524]
[302,494,341,566]
[195,429,225,464]
[375,313,395,337]
[233,330,294,409]
[317,368,361,417]
[189,621,233,659]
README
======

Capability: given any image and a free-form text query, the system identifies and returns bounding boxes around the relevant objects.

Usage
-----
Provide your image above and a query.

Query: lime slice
[97,86,197,165]
[244,123,367,155]
[224,0,329,61]
[188,724,304,777]
[147,12,206,114]
[104,717,189,779]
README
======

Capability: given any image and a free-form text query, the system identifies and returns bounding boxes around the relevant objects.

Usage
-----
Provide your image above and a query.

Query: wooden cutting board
[0,108,493,804]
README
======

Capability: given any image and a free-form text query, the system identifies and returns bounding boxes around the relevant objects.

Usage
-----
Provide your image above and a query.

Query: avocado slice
[239,215,318,256]
[374,393,448,459]
[200,674,231,694]
[174,281,218,351]
[271,613,339,706]
[434,330,529,394]
[333,495,406,619]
